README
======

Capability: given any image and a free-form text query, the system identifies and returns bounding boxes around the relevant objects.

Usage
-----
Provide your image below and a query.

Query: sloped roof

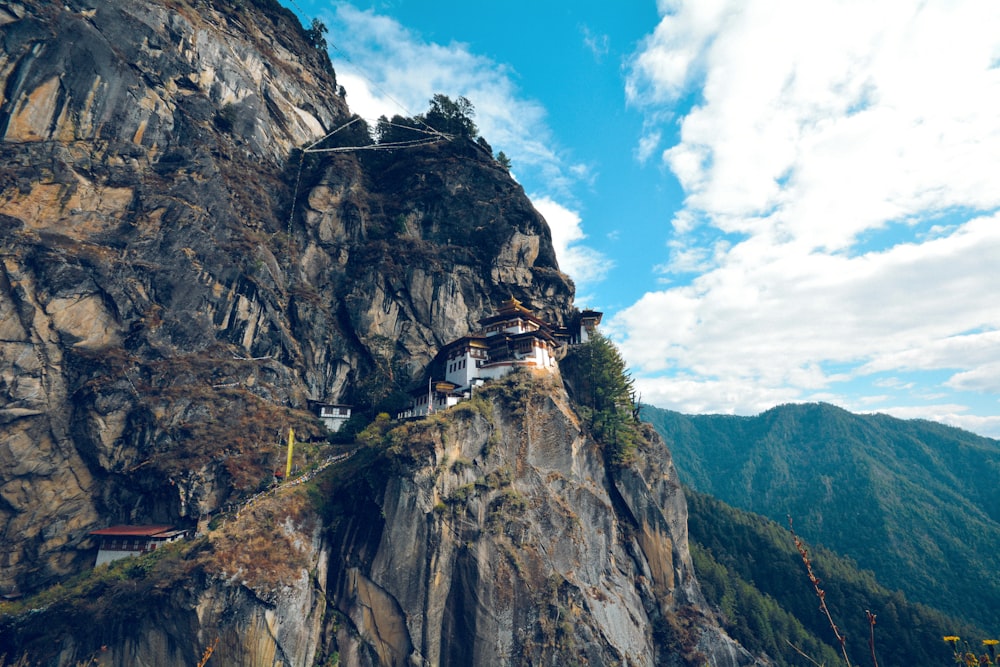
[478,297,551,330]
[89,525,175,537]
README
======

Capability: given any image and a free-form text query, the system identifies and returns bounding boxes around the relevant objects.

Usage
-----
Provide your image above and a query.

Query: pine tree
[420,94,478,138]
[561,333,639,464]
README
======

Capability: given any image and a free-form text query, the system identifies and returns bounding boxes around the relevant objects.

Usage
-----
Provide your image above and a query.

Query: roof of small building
[406,379,463,397]
[478,297,551,330]
[89,525,175,537]
[434,380,459,393]
[308,400,352,409]
[441,334,489,353]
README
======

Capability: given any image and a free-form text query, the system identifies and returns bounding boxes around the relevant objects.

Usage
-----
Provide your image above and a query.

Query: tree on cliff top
[304,18,328,50]
[375,94,479,144]
[561,333,640,464]
[420,94,478,138]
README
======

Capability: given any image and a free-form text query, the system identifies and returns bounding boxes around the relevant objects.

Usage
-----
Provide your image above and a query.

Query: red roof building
[89,525,187,566]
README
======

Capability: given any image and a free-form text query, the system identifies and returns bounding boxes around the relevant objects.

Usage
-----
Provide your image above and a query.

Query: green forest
[685,489,988,666]
[642,402,1000,633]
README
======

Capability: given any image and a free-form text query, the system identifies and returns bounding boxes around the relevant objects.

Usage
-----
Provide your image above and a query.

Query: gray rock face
[0,0,572,596]
[0,506,328,667]
[323,375,756,666]
[0,0,346,594]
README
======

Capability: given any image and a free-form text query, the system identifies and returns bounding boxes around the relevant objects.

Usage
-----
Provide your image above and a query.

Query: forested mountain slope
[685,488,988,667]
[643,402,1000,631]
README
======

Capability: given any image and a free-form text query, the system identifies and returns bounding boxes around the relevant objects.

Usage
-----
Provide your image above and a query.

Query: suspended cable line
[302,115,365,152]
[279,0,458,143]
[302,117,452,154]
[323,45,450,141]
[305,137,446,154]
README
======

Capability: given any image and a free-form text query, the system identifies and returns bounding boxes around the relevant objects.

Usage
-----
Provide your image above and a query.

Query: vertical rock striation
[323,374,754,666]
[0,0,571,597]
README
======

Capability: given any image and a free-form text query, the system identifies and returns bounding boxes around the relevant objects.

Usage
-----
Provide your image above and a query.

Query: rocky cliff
[0,0,570,596]
[321,373,752,667]
[0,0,756,664]
[2,374,753,667]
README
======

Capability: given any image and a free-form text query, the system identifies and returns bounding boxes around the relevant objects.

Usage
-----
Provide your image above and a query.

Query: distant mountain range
[642,402,1000,632]
[684,487,985,667]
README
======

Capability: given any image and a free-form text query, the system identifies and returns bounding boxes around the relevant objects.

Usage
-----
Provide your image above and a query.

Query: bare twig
[789,516,853,667]
[785,639,827,666]
[866,610,879,667]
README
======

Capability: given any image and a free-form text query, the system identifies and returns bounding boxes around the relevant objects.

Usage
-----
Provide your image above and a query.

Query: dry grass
[204,488,317,592]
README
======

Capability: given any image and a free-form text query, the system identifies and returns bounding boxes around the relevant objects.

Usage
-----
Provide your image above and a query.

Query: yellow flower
[984,640,1000,646]
[945,636,961,643]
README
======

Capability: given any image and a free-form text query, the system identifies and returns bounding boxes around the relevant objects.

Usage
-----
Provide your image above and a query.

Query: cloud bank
[618,0,1000,436]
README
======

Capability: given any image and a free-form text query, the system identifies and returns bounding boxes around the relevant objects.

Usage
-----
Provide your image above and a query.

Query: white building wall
[504,320,530,335]
[95,548,144,566]
[317,406,351,433]
[94,535,184,566]
[477,363,514,382]
[405,393,431,418]
[398,391,467,418]
[444,350,478,388]
[320,415,349,432]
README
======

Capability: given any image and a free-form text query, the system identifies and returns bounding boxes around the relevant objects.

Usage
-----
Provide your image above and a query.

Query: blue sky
[282,0,1000,439]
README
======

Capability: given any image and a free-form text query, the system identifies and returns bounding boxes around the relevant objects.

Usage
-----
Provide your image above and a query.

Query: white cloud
[945,362,1000,394]
[531,196,612,289]
[581,26,610,61]
[875,405,1000,440]
[634,374,803,417]
[334,72,393,123]
[614,0,1000,435]
[628,0,1000,249]
[635,129,662,164]
[626,0,736,104]
[609,214,1000,432]
[655,236,730,275]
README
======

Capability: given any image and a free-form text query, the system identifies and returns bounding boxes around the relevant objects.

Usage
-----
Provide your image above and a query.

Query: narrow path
[209,449,357,529]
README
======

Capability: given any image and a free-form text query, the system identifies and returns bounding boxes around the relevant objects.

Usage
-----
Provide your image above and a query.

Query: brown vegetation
[206,488,317,593]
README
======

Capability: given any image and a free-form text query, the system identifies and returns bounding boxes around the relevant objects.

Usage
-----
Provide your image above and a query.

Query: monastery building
[398,298,601,418]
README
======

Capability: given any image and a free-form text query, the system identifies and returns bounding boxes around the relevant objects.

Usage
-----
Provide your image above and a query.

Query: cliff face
[0,0,346,592]
[323,374,751,667]
[1,1,753,665]
[1,376,753,667]
[0,0,571,597]
[1,492,332,667]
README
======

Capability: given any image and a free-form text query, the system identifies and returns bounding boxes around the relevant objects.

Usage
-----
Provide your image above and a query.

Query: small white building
[574,309,603,344]
[442,336,489,389]
[89,525,187,566]
[558,308,603,345]
[312,402,352,432]
[396,379,470,419]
